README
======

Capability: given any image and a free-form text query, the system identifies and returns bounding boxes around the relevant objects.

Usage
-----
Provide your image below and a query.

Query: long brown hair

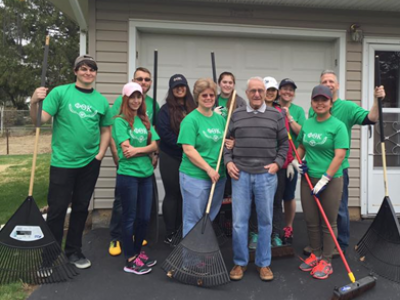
[218,72,236,111]
[118,93,152,144]
[166,88,196,135]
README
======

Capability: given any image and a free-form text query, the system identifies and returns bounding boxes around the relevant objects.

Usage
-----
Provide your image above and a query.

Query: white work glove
[286,160,300,180]
[312,174,331,196]
[214,106,224,115]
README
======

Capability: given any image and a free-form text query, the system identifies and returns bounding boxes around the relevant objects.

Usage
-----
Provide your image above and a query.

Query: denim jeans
[180,172,226,238]
[232,171,277,267]
[109,184,122,241]
[117,174,153,259]
[337,168,349,251]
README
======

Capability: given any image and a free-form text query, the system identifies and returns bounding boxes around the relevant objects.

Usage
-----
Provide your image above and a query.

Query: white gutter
[68,0,87,55]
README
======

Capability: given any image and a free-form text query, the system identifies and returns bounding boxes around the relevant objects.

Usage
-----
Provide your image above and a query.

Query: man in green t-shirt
[108,67,160,256]
[306,70,385,254]
[30,55,112,270]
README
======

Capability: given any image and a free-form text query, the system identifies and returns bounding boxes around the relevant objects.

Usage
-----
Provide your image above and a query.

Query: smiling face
[311,96,332,116]
[265,88,278,104]
[74,64,97,88]
[246,79,266,110]
[279,85,295,104]
[320,73,339,100]
[133,70,152,95]
[197,88,216,110]
[172,85,187,99]
[128,92,143,111]
[219,75,235,97]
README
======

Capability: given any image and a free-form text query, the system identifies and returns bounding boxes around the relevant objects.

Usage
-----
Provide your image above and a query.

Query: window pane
[376,51,400,108]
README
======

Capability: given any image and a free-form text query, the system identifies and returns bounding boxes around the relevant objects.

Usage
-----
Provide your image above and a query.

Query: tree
[0,0,79,109]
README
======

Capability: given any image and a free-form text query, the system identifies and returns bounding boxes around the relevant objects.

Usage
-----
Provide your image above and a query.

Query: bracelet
[323,172,332,180]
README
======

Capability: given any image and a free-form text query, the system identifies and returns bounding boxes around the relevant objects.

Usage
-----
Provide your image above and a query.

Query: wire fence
[0,108,52,155]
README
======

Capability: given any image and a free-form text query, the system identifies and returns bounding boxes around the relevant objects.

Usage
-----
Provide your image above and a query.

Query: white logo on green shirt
[202,128,222,142]
[305,132,327,147]
[130,127,148,143]
[68,103,98,118]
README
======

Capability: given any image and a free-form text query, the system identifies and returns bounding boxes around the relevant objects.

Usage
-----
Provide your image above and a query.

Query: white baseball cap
[263,76,279,90]
[122,82,143,97]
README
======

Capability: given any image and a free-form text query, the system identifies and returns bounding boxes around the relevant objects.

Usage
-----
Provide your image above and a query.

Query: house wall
[88,0,400,209]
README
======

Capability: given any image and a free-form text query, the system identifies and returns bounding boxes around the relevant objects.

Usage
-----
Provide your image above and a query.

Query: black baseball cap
[169,74,188,89]
[311,85,332,100]
[279,78,297,90]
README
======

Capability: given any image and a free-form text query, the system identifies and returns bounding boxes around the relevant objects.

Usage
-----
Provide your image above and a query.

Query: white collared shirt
[246,102,267,114]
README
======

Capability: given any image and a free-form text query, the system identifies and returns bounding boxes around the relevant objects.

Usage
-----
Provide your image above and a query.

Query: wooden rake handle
[204,90,237,215]
[28,34,50,197]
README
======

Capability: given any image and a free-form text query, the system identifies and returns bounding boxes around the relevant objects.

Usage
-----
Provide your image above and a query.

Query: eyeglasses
[79,67,96,73]
[248,89,265,95]
[135,77,151,82]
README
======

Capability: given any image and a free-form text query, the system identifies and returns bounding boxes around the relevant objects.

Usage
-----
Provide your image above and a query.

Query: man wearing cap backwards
[297,85,348,280]
[225,77,288,282]
[305,70,385,255]
[277,78,306,246]
[108,67,160,256]
[30,55,112,269]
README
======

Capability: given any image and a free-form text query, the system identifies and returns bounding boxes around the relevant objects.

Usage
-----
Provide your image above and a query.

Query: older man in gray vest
[224,77,288,282]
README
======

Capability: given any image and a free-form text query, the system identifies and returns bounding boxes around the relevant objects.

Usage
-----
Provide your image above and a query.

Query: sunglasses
[135,77,151,82]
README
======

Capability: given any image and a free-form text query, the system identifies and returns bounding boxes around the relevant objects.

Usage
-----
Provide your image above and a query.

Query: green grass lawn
[0,154,50,300]
[0,154,50,225]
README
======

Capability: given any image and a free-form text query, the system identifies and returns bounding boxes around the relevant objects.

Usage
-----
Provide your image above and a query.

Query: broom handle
[211,52,217,84]
[28,34,50,197]
[204,90,237,215]
[287,131,356,283]
[153,49,158,126]
[375,55,389,197]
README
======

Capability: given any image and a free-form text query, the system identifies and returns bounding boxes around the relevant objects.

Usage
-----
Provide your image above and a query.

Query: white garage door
[138,32,335,211]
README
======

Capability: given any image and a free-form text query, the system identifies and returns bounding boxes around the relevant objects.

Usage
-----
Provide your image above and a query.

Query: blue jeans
[337,168,349,251]
[232,171,277,267]
[117,174,153,259]
[180,172,226,238]
[109,184,122,241]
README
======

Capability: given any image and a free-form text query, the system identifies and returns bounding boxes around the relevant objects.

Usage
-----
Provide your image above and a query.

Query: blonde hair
[193,78,217,103]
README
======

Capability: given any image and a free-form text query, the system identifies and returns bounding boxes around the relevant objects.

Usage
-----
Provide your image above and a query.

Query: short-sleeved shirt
[308,98,369,169]
[112,116,160,178]
[288,103,306,149]
[297,116,349,178]
[42,83,112,168]
[178,109,226,180]
[110,95,160,124]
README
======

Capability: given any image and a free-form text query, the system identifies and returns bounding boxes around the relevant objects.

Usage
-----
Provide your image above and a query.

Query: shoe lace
[139,251,149,261]
[283,227,293,238]
[133,256,145,267]
[301,253,318,265]
[312,260,330,273]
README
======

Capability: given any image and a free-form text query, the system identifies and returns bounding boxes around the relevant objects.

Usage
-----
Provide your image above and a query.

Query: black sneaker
[163,232,175,245]
[68,252,91,269]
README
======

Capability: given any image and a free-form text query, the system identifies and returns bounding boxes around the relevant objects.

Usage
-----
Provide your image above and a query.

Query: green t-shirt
[178,109,226,180]
[110,95,160,124]
[288,103,306,149]
[308,98,369,169]
[112,116,160,178]
[217,96,229,119]
[297,116,349,178]
[42,83,113,168]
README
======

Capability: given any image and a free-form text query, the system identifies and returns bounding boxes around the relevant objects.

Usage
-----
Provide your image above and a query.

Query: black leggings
[160,151,182,235]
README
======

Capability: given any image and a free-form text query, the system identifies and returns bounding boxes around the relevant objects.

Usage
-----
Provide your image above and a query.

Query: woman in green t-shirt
[112,82,160,275]
[297,85,349,280]
[178,78,228,237]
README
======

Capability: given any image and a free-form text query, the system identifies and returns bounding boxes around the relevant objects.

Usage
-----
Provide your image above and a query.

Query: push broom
[161,91,237,287]
[0,35,78,284]
[287,132,376,300]
[355,55,400,283]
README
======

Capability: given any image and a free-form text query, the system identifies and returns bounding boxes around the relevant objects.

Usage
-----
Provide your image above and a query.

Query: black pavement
[29,214,400,300]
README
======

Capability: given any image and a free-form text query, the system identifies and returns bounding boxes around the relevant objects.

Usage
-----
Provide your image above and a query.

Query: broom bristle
[0,243,78,285]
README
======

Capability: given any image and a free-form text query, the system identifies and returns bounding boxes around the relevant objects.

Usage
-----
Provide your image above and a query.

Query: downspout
[68,0,88,55]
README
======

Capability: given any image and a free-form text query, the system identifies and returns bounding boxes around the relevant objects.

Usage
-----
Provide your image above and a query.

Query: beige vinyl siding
[90,0,400,209]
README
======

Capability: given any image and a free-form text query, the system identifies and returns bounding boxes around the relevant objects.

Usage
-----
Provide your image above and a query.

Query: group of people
[30,54,385,282]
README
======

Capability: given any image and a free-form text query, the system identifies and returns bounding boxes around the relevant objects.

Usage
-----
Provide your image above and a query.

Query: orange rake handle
[287,131,356,283]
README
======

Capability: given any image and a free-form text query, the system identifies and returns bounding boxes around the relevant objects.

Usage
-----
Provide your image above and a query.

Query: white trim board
[128,19,346,100]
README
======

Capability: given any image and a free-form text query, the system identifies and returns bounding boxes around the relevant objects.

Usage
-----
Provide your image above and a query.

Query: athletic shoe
[299,253,320,272]
[68,252,91,269]
[109,240,121,256]
[124,256,152,275]
[283,226,293,244]
[142,240,148,246]
[138,251,157,267]
[163,232,175,245]
[312,260,333,279]
[249,232,258,250]
[271,232,283,247]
